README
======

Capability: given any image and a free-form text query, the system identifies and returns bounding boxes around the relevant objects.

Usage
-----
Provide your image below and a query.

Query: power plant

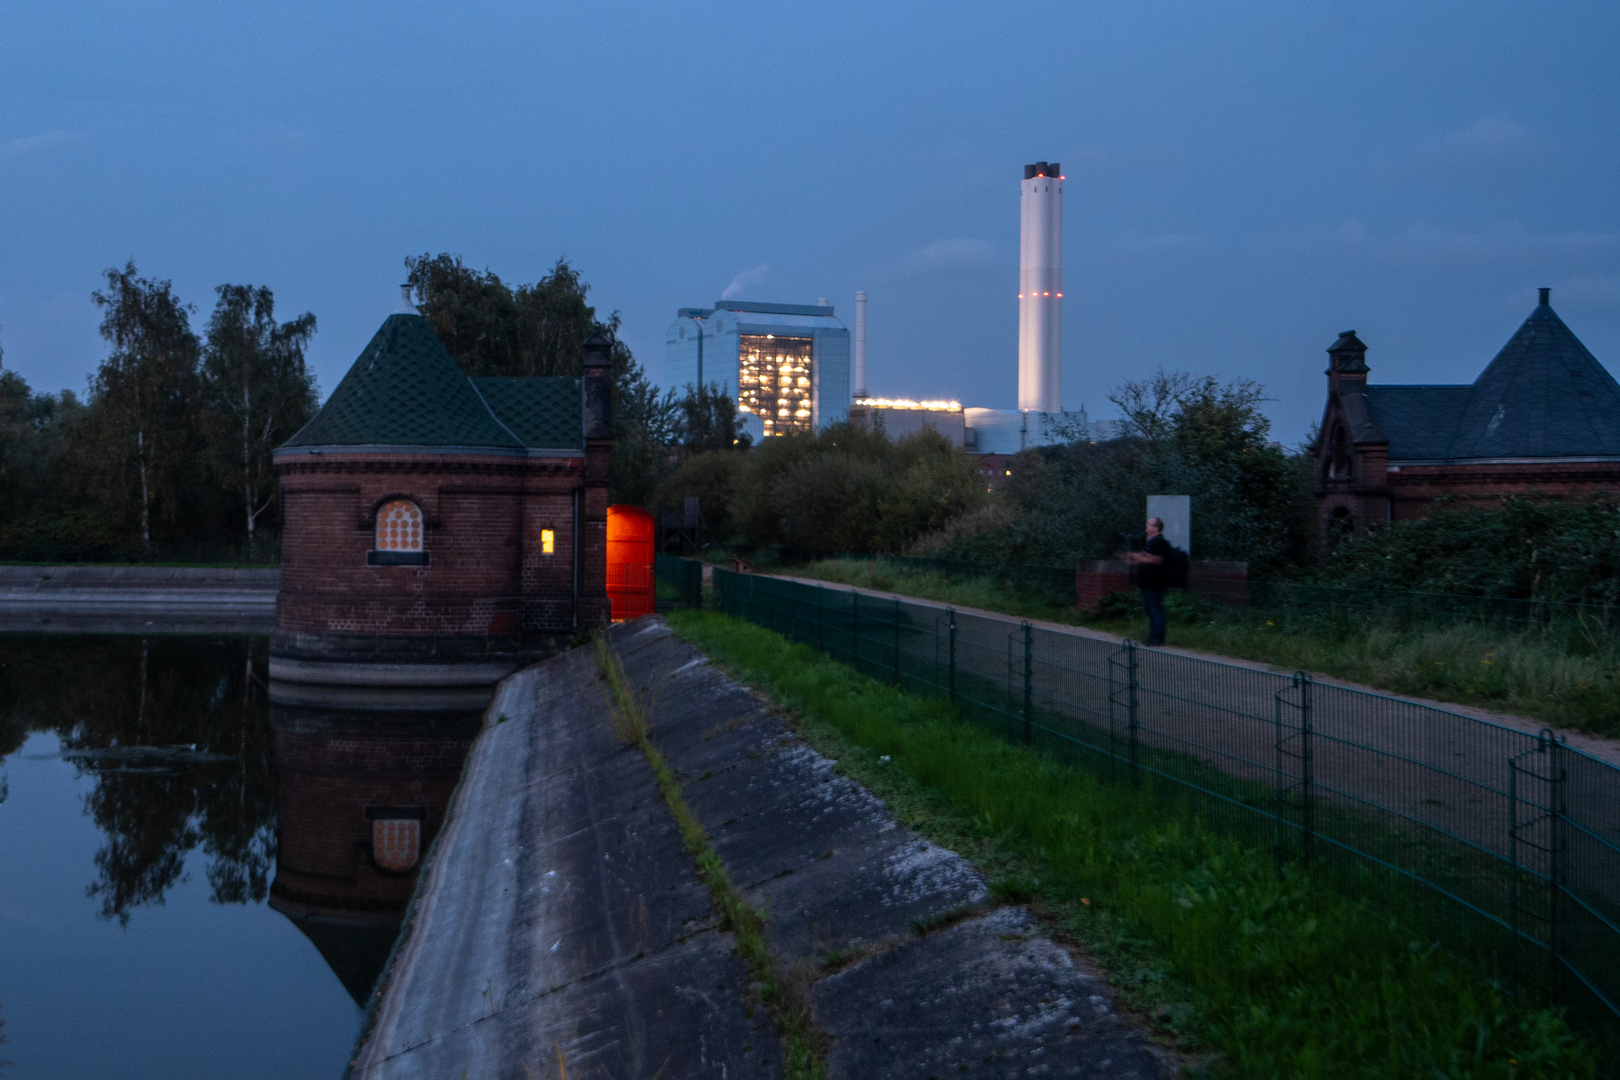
[667,159,1093,452]
[1018,161,1063,414]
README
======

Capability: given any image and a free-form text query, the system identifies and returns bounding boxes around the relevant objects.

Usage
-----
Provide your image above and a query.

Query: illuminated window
[540,528,555,555]
[375,499,423,552]
[737,335,813,437]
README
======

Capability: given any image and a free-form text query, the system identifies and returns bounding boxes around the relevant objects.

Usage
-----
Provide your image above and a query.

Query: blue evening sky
[2,0,1616,443]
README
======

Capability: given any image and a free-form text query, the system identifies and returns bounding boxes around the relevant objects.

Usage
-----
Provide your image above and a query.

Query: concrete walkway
[763,570,1620,767]
[350,619,1172,1079]
[0,565,278,633]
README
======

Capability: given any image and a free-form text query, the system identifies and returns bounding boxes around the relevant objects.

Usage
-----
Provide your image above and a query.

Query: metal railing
[1249,580,1620,634]
[712,567,1620,1029]
[655,553,703,609]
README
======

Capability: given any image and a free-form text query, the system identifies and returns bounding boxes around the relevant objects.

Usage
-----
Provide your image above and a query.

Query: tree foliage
[0,264,318,557]
[404,252,676,504]
[936,371,1317,575]
[199,284,318,547]
[83,262,202,547]
[1320,497,1620,604]
[656,423,987,554]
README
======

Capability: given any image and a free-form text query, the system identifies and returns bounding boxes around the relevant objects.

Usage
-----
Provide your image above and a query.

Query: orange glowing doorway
[606,505,655,622]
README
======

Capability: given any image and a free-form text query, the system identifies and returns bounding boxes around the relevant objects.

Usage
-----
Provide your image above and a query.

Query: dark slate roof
[1448,301,1620,458]
[284,314,523,450]
[471,377,583,450]
[1338,390,1387,445]
[1364,385,1470,459]
[1363,300,1620,461]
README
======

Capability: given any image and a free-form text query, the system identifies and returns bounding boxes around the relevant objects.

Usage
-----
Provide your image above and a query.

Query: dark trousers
[1140,588,1167,645]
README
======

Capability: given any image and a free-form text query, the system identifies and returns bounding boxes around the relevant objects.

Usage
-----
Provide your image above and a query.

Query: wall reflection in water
[266,690,478,1005]
[0,633,479,1012]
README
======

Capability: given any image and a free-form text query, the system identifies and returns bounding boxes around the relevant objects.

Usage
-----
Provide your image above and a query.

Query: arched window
[369,499,429,565]
[1327,425,1353,481]
[376,499,423,551]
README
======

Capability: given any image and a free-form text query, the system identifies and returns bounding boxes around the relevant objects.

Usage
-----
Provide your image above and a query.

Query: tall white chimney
[854,290,868,399]
[1018,162,1062,413]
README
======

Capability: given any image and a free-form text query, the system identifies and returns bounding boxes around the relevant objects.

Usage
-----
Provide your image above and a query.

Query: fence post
[948,607,958,705]
[1549,733,1566,1005]
[815,584,825,652]
[1022,621,1033,744]
[851,589,859,672]
[893,596,901,686]
[1300,674,1314,868]
[1127,640,1139,782]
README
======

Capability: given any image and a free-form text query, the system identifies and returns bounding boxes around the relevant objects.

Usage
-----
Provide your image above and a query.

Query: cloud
[1389,115,1538,192]
[894,238,996,274]
[1263,219,1620,268]
[720,263,768,300]
[2,130,85,163]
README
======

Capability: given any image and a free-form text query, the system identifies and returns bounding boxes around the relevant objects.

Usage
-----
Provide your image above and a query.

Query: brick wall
[274,445,612,662]
[1075,559,1249,608]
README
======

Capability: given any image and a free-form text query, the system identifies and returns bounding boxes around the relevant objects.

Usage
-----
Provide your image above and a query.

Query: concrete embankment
[0,565,278,633]
[351,617,1170,1079]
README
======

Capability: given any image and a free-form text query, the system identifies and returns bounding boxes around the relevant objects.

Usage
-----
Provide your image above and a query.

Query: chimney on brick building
[1326,330,1369,393]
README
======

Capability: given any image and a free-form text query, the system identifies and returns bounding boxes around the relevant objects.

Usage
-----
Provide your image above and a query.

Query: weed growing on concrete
[591,635,828,1080]
[667,610,1601,1080]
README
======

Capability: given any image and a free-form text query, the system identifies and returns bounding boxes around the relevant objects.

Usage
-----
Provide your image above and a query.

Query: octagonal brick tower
[269,310,612,701]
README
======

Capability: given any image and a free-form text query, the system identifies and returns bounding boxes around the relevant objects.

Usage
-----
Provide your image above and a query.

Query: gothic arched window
[368,499,429,565]
[1327,425,1353,480]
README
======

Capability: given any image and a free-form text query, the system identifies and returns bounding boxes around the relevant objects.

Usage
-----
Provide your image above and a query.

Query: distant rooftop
[713,300,835,317]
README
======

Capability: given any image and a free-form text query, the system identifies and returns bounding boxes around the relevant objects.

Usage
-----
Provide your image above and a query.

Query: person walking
[1125,516,1172,646]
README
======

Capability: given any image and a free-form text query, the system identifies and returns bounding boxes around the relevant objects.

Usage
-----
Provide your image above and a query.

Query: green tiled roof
[283,315,524,450]
[471,377,583,450]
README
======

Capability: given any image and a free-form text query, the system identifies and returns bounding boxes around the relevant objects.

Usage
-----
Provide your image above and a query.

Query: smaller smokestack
[854,291,868,399]
[397,284,416,314]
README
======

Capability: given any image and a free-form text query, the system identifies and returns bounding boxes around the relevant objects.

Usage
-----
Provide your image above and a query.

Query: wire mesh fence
[1250,580,1620,635]
[654,552,703,610]
[711,566,1620,1029]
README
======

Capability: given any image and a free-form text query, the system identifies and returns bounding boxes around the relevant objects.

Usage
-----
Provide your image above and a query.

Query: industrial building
[848,398,966,446]
[665,300,850,438]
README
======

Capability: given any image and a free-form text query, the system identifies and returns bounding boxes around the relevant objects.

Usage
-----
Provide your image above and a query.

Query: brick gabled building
[270,308,612,688]
[1314,289,1620,538]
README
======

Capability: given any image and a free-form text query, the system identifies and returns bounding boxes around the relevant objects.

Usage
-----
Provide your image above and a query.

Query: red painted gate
[606,505,655,622]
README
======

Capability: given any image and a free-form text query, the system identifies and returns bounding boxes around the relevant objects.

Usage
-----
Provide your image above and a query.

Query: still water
[0,634,477,1078]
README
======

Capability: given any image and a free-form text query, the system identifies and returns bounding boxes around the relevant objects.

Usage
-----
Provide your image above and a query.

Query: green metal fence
[712,567,1620,1029]
[655,553,703,609]
[1249,580,1620,634]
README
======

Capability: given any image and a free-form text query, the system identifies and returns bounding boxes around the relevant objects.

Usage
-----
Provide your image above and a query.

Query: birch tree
[90,263,199,549]
[199,285,317,549]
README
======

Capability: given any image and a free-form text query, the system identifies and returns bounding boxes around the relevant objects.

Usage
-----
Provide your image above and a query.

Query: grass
[785,557,1620,737]
[665,608,1603,1080]
[591,635,828,1080]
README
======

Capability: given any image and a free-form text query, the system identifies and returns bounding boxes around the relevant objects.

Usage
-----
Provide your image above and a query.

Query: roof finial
[1538,287,1551,307]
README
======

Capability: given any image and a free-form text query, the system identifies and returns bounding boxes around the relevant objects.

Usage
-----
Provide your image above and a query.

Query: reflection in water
[267,700,478,1004]
[0,632,480,1050]
[0,635,276,924]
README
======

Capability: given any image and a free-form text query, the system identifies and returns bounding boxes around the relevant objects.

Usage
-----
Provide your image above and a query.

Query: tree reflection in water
[0,634,276,925]
[0,633,482,1007]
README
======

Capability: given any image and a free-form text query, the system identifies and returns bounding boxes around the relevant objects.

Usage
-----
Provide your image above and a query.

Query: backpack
[1166,545,1190,589]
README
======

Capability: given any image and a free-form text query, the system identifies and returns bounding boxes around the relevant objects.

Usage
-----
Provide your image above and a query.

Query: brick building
[1313,289,1620,538]
[270,309,612,689]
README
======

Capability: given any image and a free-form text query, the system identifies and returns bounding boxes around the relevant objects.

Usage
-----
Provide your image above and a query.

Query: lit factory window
[540,528,555,555]
[738,335,814,437]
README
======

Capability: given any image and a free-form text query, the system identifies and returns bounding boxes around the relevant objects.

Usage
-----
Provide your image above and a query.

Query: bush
[1321,497,1620,603]
[658,423,986,555]
[934,375,1318,577]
